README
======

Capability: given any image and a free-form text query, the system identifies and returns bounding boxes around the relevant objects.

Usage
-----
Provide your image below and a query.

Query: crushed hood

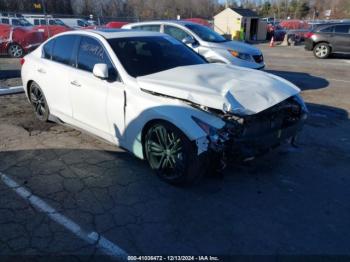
[137,64,300,116]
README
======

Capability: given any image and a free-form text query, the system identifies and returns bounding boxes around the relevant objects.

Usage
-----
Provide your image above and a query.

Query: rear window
[335,25,350,33]
[52,35,78,65]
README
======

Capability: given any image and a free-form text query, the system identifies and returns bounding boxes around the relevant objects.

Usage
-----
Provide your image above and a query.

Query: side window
[40,19,47,25]
[52,35,77,65]
[34,19,40,25]
[42,39,55,59]
[49,20,55,25]
[335,25,350,34]
[77,36,117,80]
[1,18,9,24]
[12,19,19,26]
[133,25,161,32]
[77,20,86,27]
[320,26,334,33]
[164,25,191,41]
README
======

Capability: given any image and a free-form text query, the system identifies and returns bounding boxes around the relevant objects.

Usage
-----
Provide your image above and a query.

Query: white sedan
[21,29,307,185]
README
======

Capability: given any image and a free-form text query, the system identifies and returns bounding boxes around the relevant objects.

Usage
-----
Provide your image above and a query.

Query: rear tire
[144,121,203,185]
[313,43,330,59]
[8,43,24,58]
[29,82,49,122]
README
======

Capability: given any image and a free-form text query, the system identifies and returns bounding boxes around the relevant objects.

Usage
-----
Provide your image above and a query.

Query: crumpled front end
[197,96,308,164]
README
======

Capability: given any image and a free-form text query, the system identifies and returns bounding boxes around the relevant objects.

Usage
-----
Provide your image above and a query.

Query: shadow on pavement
[0,103,349,255]
[266,70,329,91]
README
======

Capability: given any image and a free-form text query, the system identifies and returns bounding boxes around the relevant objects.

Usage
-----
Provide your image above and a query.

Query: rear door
[333,25,350,52]
[41,35,79,119]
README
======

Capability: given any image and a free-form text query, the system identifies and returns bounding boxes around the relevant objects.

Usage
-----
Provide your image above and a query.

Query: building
[214,8,267,41]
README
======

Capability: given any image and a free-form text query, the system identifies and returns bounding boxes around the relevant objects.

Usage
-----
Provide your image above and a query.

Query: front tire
[144,121,202,185]
[313,43,330,59]
[29,82,49,122]
[8,43,24,58]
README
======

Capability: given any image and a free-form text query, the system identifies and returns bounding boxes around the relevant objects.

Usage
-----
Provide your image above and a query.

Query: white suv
[123,21,265,69]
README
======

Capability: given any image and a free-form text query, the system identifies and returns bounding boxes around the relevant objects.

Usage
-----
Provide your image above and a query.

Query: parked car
[0,24,44,57]
[0,16,32,27]
[122,21,265,69]
[34,25,72,41]
[21,29,307,185]
[105,21,129,29]
[305,23,350,58]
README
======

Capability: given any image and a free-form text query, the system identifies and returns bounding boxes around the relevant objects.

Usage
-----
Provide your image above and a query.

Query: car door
[333,25,350,52]
[163,25,199,52]
[69,35,124,140]
[39,35,78,120]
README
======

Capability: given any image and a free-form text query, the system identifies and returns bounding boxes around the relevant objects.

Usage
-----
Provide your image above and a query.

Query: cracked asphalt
[0,44,350,260]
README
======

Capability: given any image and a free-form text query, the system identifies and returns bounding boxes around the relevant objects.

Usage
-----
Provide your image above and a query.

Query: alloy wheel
[315,44,329,58]
[30,84,47,119]
[8,44,23,58]
[145,124,185,179]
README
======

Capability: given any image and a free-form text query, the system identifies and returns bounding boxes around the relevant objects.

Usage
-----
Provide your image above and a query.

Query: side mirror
[93,63,109,79]
[182,35,195,45]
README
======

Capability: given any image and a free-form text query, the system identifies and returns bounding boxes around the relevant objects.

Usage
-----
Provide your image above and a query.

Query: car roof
[125,20,196,27]
[59,28,166,39]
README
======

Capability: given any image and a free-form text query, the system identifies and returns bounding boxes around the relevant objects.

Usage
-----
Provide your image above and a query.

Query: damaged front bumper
[198,97,308,163]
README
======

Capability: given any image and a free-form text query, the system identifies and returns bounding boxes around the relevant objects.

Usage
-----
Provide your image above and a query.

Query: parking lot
[0,44,350,259]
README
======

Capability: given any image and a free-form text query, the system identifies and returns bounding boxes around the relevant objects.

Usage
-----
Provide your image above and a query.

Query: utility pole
[41,0,50,38]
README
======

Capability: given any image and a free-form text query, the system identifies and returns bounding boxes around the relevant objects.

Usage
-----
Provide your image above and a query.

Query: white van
[25,17,66,27]
[58,18,90,28]
[0,17,32,27]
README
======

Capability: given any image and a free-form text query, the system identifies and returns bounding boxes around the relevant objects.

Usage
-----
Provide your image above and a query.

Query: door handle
[70,80,81,87]
[37,68,46,74]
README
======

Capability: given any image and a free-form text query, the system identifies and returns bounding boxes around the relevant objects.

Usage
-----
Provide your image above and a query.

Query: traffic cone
[269,36,275,47]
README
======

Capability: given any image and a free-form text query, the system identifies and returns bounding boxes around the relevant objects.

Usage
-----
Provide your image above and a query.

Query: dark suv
[305,23,350,58]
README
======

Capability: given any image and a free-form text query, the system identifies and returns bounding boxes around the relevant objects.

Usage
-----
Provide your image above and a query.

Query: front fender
[122,93,225,159]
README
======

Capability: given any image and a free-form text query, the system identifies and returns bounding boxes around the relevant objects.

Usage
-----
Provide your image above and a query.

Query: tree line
[0,0,349,20]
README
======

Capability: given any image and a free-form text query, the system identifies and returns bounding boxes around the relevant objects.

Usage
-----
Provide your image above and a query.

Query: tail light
[305,32,314,39]
[20,58,25,66]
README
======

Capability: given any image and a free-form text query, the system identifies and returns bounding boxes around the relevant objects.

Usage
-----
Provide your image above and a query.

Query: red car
[105,21,129,29]
[33,25,72,41]
[0,24,44,58]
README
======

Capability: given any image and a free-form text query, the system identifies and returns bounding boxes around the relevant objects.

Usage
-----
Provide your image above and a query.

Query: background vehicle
[105,21,129,29]
[305,23,350,58]
[21,30,306,185]
[26,17,66,27]
[58,18,91,28]
[33,25,72,40]
[0,24,44,57]
[0,16,32,27]
[122,21,265,69]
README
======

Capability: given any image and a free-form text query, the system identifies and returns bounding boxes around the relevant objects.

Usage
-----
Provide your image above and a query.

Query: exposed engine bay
[198,96,308,162]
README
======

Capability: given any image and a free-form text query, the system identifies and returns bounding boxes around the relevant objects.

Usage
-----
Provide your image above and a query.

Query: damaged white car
[21,30,308,185]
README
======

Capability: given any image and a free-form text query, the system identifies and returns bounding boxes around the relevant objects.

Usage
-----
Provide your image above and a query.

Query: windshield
[108,36,207,77]
[185,23,228,43]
